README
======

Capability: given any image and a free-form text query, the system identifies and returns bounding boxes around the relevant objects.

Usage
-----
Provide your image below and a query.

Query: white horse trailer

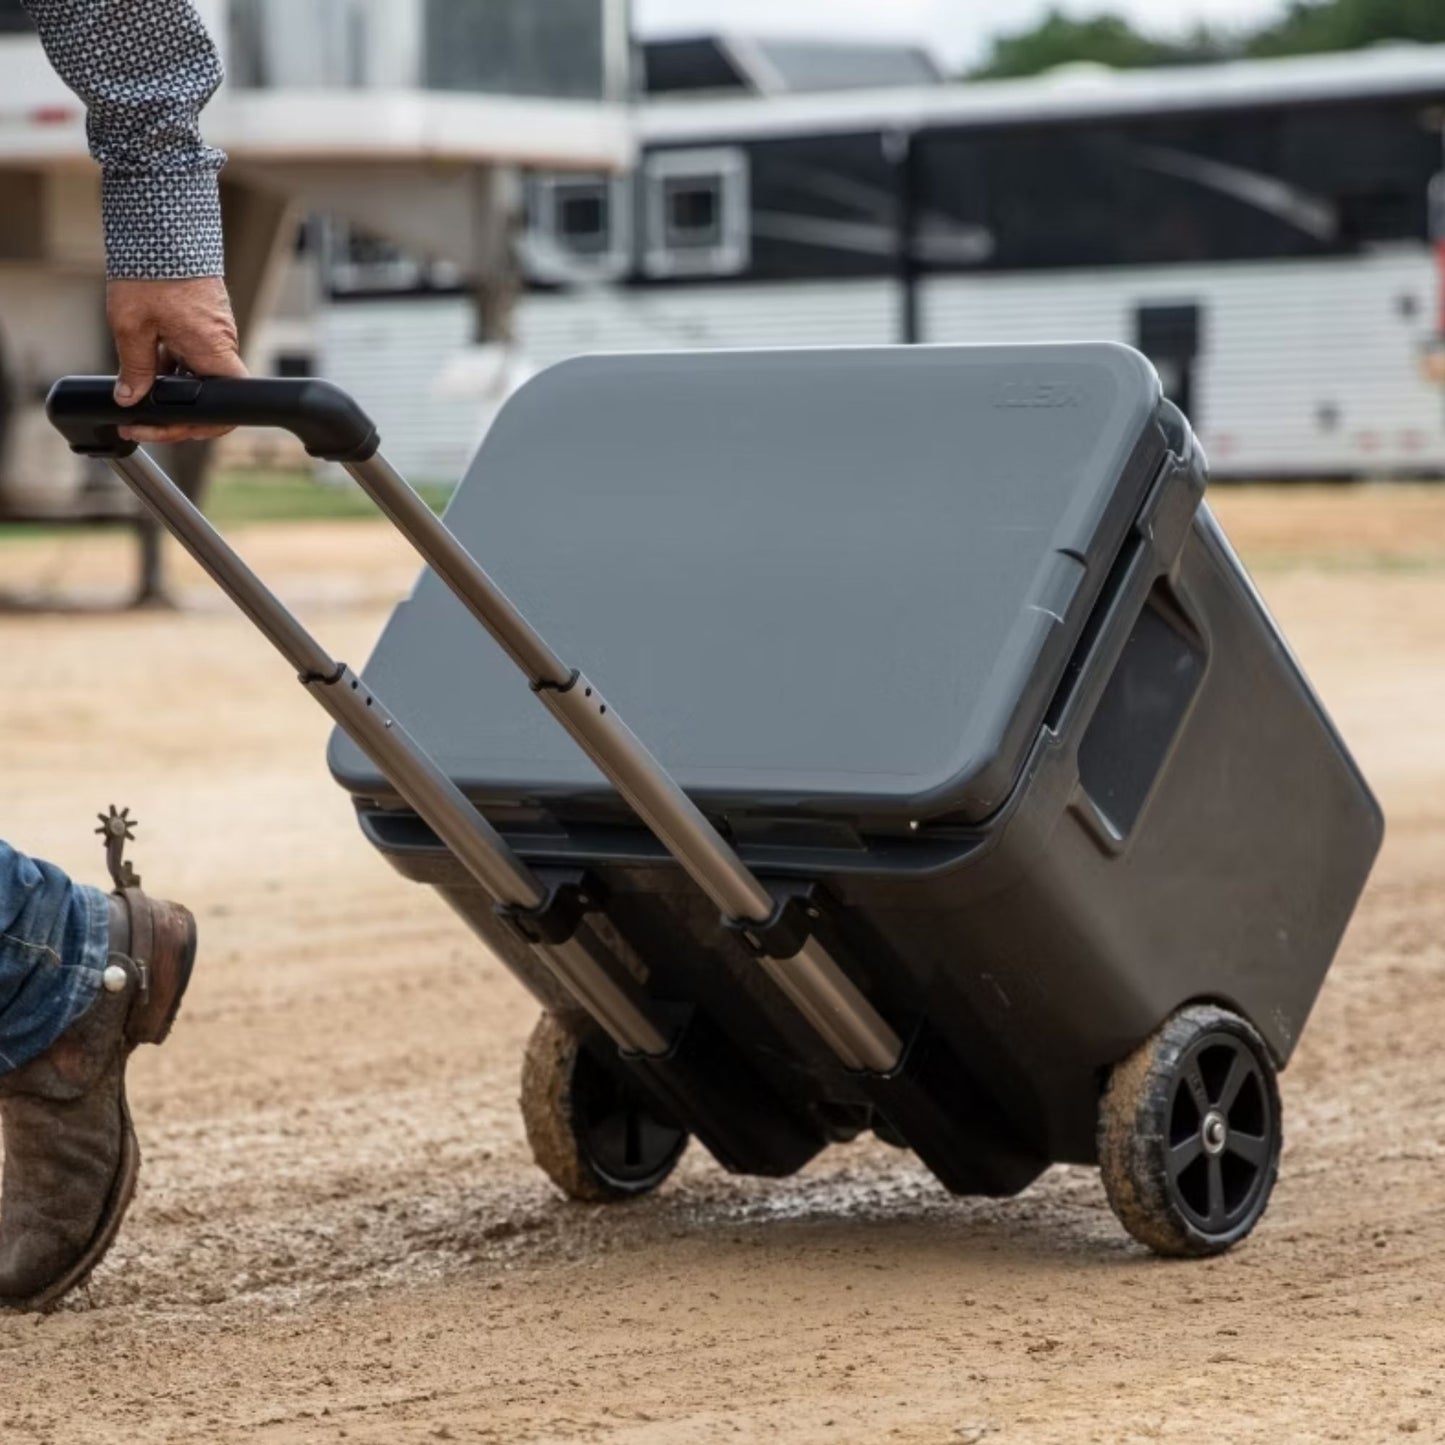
[480,44,1445,481]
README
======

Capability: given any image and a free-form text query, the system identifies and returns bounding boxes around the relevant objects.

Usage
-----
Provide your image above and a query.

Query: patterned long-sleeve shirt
[23,0,226,280]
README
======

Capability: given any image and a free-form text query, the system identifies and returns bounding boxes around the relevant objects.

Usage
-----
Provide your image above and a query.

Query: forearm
[23,0,227,279]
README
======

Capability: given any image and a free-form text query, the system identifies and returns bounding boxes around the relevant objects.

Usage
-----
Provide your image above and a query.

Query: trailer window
[526,174,631,281]
[557,182,611,255]
[561,193,606,246]
[644,149,750,278]
[321,220,460,298]
[916,99,1437,273]
[424,0,620,101]
[665,180,721,246]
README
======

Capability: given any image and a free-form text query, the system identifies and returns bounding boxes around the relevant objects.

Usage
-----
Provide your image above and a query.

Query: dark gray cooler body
[332,344,1382,1191]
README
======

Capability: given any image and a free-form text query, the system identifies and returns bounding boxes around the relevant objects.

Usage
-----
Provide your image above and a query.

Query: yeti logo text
[993,381,1085,409]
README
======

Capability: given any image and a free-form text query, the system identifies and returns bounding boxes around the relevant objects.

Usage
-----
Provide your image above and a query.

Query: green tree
[969,0,1445,81]
[972,10,1179,79]
[1246,0,1445,56]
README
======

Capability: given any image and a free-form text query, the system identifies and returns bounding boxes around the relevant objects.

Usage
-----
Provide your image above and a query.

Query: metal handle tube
[343,453,572,685]
[343,455,773,923]
[546,680,900,1072]
[341,456,903,1073]
[58,382,901,1073]
[113,451,543,908]
[313,670,668,1057]
[308,689,665,1054]
[540,676,774,922]
[109,450,668,1057]
[309,667,547,910]
[114,455,337,682]
[761,940,903,1075]
[546,929,671,1055]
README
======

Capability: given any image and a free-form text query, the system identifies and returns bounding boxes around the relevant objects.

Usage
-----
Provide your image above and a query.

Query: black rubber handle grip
[46,375,381,463]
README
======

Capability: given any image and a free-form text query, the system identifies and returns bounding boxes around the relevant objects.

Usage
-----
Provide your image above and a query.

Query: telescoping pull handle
[45,376,666,1058]
[46,374,903,1076]
[46,375,380,463]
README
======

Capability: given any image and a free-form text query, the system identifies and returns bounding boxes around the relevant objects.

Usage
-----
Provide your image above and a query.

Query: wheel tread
[520,1013,687,1203]
[1099,1004,1281,1258]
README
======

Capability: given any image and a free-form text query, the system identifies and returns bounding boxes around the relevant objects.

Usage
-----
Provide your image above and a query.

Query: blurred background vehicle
[505,43,1445,484]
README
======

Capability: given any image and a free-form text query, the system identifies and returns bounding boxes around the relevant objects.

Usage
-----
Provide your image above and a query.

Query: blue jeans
[0,841,108,1073]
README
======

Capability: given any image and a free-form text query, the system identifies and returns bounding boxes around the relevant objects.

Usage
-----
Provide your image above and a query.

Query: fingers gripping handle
[46,376,380,463]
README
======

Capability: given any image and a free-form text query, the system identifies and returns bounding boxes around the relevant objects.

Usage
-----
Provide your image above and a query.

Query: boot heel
[119,897,197,1048]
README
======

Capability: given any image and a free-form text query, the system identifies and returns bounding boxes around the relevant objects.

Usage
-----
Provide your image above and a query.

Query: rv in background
[322,39,1445,482]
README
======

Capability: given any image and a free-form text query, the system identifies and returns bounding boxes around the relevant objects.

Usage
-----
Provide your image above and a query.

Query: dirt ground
[0,485,1443,1444]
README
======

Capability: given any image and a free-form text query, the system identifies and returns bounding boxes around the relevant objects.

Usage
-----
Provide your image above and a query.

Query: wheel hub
[1201,1110,1228,1156]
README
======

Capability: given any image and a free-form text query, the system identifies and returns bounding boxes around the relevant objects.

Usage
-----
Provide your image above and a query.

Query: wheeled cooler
[49,343,1382,1257]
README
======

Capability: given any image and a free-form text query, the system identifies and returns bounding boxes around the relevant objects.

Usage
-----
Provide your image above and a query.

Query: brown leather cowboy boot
[0,889,196,1311]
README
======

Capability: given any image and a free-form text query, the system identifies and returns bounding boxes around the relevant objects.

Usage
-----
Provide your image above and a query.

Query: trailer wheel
[521,1013,688,1203]
[1099,1004,1281,1258]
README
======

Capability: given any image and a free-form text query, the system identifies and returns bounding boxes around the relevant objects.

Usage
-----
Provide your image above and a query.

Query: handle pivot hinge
[725,881,823,960]
[496,868,607,948]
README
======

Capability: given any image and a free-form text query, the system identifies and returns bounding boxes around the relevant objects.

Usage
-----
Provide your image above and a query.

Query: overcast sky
[633,0,1284,68]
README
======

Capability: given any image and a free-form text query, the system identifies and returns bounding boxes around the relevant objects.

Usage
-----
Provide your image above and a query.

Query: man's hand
[106,277,248,442]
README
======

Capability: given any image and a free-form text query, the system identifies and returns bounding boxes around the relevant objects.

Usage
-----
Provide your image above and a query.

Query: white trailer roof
[640,43,1445,145]
[5,33,1443,172]
[210,91,632,169]
[0,35,632,171]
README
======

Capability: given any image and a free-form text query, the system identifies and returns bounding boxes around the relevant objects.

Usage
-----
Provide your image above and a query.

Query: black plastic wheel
[1099,1004,1282,1258]
[520,1013,689,1203]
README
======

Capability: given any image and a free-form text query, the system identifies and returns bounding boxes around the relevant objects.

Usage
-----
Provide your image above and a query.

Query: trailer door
[1135,302,1202,422]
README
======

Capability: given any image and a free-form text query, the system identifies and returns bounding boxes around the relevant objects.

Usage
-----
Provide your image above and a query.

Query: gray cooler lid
[330,343,1167,825]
